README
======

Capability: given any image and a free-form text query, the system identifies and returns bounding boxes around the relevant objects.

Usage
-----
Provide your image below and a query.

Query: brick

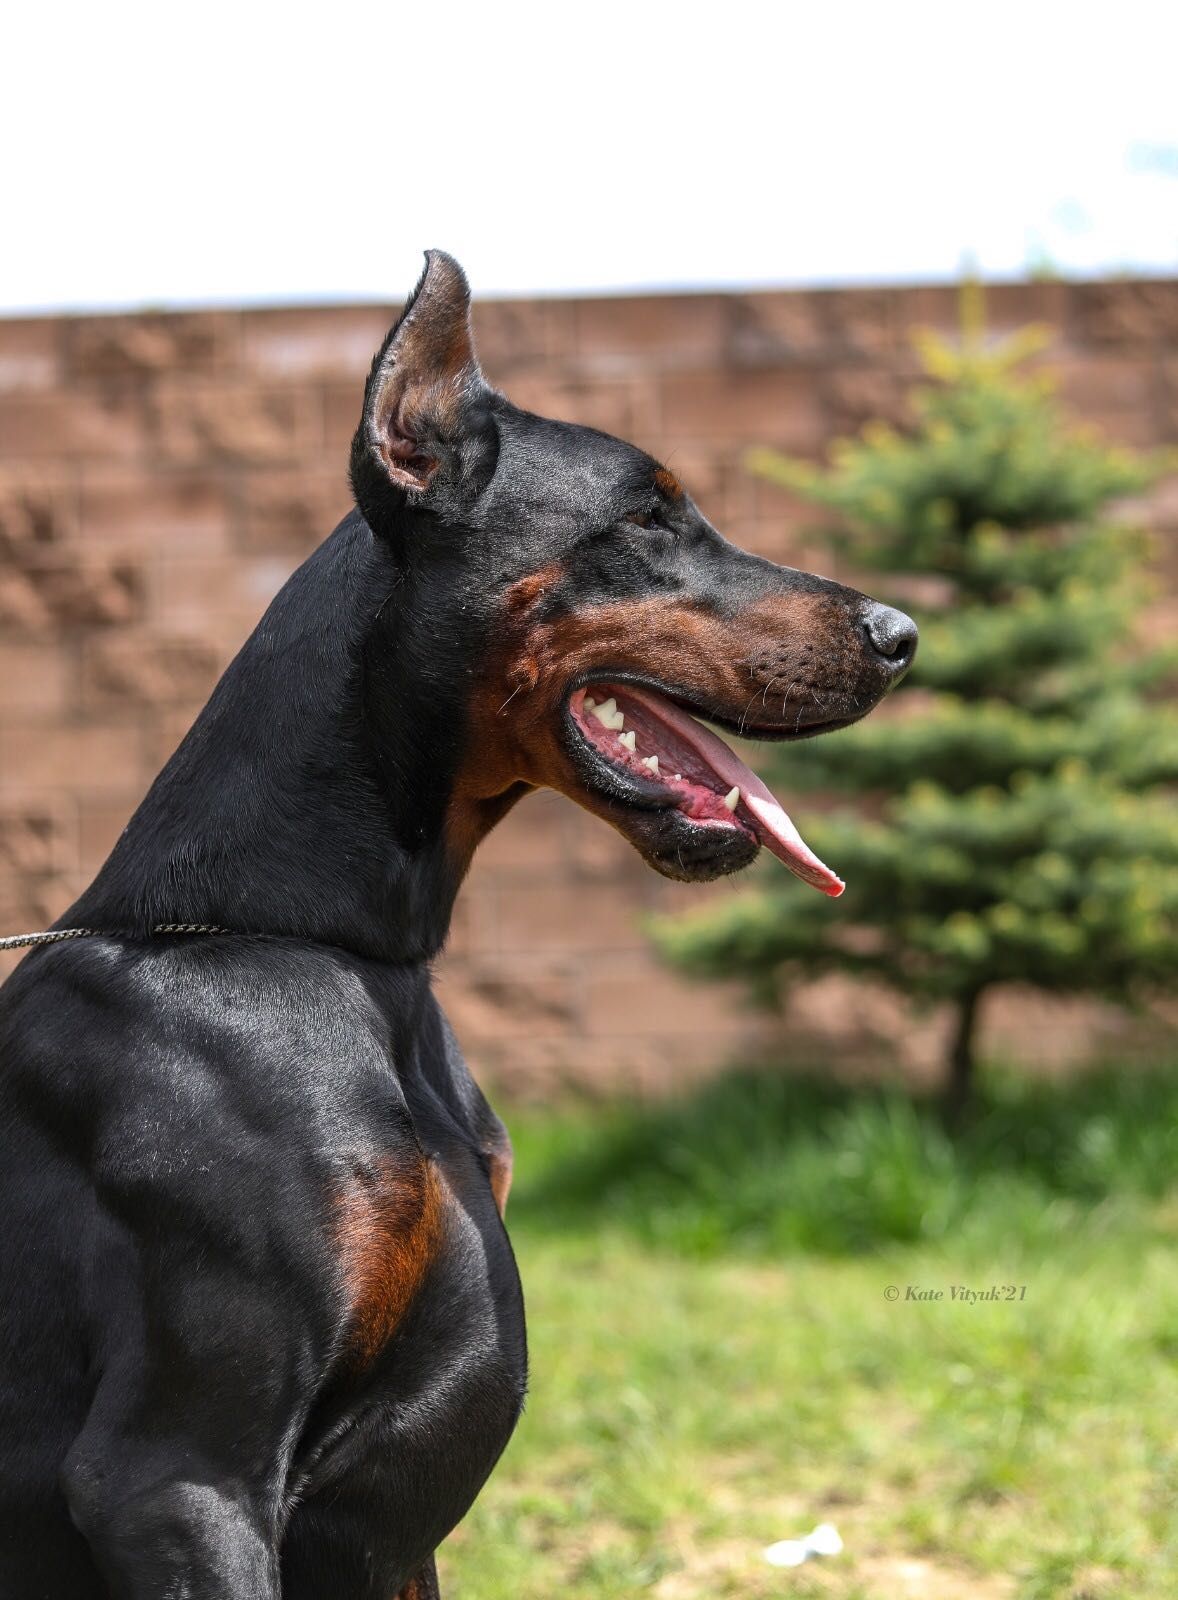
[241,306,394,381]
[730,292,829,367]
[478,372,653,442]
[895,281,1069,345]
[0,569,50,634]
[1154,359,1178,434]
[0,798,73,875]
[78,800,134,872]
[821,367,910,433]
[466,1034,598,1098]
[1052,356,1155,415]
[234,468,349,555]
[79,468,232,555]
[0,318,62,393]
[812,287,900,356]
[0,387,146,461]
[149,380,321,466]
[572,293,732,373]
[0,872,79,941]
[1070,407,1164,450]
[582,963,746,1037]
[154,552,292,632]
[321,384,365,459]
[980,280,1070,332]
[1068,280,1178,346]
[0,469,79,558]
[472,297,578,373]
[0,643,73,718]
[659,367,827,449]
[144,707,205,770]
[82,631,221,709]
[562,809,646,880]
[434,962,580,1042]
[1143,472,1178,532]
[722,513,798,564]
[65,312,236,379]
[469,882,648,955]
[636,444,732,521]
[0,722,142,793]
[5,553,145,632]
[470,793,568,877]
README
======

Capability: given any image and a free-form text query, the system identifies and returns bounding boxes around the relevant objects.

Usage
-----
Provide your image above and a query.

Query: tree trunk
[943,988,982,1128]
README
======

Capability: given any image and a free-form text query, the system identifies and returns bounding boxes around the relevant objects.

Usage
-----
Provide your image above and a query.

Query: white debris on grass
[763,1522,843,1568]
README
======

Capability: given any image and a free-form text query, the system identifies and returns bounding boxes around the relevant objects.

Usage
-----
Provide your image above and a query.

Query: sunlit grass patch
[442,1062,1178,1599]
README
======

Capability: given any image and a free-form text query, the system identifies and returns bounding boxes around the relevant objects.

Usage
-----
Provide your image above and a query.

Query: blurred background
[2,4,1177,1596]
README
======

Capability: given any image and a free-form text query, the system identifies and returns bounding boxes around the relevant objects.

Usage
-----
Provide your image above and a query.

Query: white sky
[4,0,1176,313]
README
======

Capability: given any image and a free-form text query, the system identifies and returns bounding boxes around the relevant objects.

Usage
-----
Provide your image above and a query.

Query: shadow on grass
[506,1057,1178,1257]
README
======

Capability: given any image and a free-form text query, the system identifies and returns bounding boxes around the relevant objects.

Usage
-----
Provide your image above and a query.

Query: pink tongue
[622,685,845,897]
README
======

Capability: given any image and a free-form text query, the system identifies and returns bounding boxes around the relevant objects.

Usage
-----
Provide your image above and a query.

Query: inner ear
[381,407,442,493]
[352,249,485,505]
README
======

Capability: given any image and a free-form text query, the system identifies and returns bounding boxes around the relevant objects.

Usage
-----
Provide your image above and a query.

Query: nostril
[863,602,918,670]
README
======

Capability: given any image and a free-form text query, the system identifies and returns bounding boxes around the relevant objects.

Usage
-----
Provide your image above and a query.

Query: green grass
[440,1062,1178,1600]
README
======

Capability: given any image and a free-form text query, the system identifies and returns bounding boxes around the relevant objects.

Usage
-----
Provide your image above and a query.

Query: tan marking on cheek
[332,1158,445,1367]
[443,582,857,867]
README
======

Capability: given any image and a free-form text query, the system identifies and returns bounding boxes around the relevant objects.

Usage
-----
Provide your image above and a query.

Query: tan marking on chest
[332,1157,445,1366]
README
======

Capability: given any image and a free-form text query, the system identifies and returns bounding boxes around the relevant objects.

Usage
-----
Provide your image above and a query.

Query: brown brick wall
[1,280,1175,1090]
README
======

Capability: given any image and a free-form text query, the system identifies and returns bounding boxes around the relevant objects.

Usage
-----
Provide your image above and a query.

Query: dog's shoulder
[0,936,421,1191]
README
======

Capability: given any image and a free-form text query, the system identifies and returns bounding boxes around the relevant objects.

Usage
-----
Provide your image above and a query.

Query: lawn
[439,1063,1178,1600]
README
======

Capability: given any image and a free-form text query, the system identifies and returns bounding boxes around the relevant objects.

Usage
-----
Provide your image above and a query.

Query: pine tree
[656,293,1178,1119]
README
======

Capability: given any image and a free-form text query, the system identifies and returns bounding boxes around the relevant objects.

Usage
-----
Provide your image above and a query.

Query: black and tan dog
[0,252,915,1597]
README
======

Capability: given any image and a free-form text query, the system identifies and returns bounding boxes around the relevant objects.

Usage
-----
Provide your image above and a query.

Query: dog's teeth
[584,696,597,711]
[590,697,617,727]
[674,774,682,781]
[608,711,625,731]
[723,786,741,812]
[641,755,659,773]
[619,731,636,752]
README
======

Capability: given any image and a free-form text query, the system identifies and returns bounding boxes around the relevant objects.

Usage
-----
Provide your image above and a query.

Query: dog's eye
[627,509,662,531]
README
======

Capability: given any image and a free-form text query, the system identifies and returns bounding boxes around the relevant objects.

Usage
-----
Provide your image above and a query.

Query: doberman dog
[0,251,915,1597]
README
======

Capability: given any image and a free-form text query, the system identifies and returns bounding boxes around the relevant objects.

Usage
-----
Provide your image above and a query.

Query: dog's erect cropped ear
[350,250,487,510]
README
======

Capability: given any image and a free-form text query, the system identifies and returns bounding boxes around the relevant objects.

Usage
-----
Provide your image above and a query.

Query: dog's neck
[67,513,490,965]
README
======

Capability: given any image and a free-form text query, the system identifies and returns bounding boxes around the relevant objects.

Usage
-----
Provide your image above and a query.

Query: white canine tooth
[723,786,741,812]
[607,710,626,731]
[619,731,637,752]
[590,696,617,727]
[641,755,659,773]
[584,696,596,711]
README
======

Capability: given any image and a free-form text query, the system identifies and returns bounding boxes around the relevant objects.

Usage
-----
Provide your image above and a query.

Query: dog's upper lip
[567,671,853,744]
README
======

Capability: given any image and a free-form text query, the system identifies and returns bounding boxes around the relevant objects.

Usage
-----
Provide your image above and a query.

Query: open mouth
[566,681,845,896]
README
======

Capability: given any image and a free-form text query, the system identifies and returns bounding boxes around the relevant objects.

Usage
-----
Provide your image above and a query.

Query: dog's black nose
[862,601,918,674]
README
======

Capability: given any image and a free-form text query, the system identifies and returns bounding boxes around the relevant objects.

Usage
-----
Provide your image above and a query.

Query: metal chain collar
[0,925,233,953]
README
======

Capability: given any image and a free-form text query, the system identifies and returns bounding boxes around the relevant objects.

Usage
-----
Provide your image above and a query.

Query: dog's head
[350,251,915,891]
